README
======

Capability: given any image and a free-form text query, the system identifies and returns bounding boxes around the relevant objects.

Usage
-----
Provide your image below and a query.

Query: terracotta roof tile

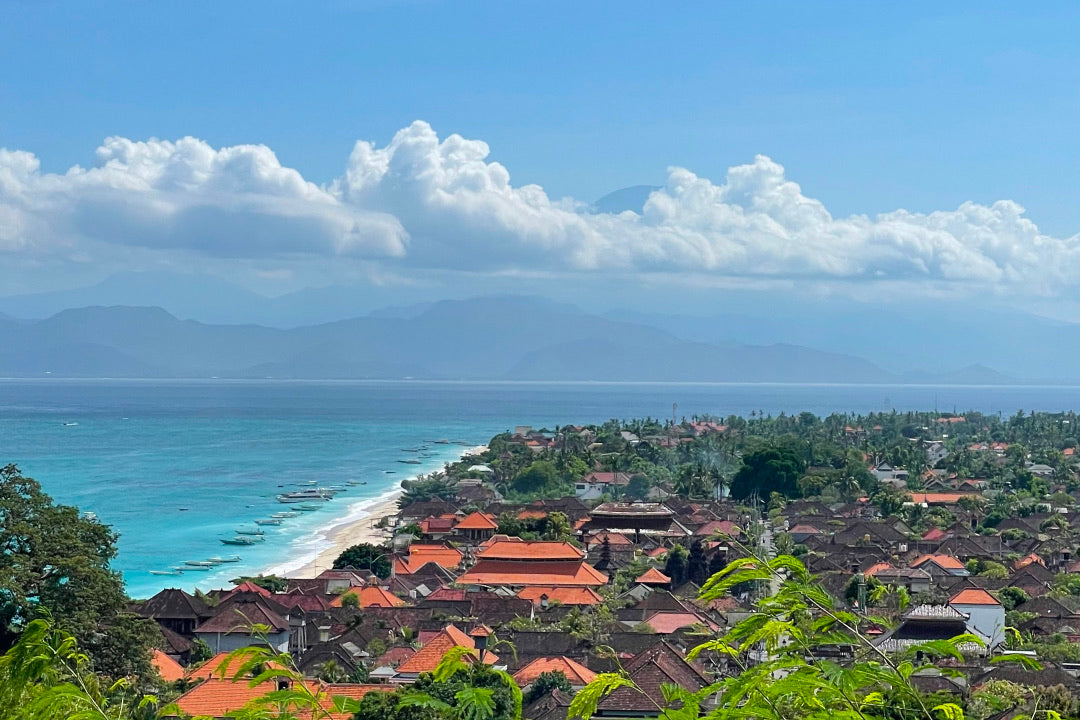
[455,512,498,530]
[186,652,287,681]
[458,560,607,586]
[175,678,382,719]
[911,554,965,570]
[909,493,970,504]
[635,568,672,585]
[395,625,498,675]
[152,649,184,682]
[476,540,583,560]
[330,586,404,608]
[950,588,1002,606]
[513,656,597,686]
[645,611,717,634]
[516,586,603,606]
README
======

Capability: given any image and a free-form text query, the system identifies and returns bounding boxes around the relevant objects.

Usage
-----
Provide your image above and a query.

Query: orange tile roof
[635,568,672,585]
[152,649,184,682]
[950,588,1001,606]
[1014,553,1047,570]
[513,656,597,686]
[175,678,382,719]
[644,611,717,634]
[185,652,286,681]
[911,554,965,570]
[476,540,583,560]
[394,544,463,574]
[395,625,498,675]
[455,511,498,530]
[910,492,969,504]
[224,581,272,599]
[864,562,893,577]
[458,560,607,587]
[330,586,405,608]
[516,586,604,606]
[586,531,633,546]
[517,509,548,520]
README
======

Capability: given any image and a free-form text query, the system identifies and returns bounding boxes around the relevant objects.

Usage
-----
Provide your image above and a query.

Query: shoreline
[260,445,487,579]
[267,489,404,579]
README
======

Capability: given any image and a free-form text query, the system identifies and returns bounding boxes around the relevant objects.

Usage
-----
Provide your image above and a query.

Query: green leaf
[569,673,635,720]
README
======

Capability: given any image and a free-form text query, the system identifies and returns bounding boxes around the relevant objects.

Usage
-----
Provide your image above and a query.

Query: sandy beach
[281,490,404,578]
[265,445,486,580]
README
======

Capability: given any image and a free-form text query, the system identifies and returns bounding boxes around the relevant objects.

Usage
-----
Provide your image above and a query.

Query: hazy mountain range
[0,293,1046,383]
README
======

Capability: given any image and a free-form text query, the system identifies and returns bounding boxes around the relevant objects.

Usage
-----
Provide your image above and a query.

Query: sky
[3,1,1080,318]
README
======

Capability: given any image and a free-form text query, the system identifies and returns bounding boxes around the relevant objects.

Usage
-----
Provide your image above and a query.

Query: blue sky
[2,1,1080,312]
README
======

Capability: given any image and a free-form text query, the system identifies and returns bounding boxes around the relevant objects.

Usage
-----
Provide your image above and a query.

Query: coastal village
[130,411,1080,720]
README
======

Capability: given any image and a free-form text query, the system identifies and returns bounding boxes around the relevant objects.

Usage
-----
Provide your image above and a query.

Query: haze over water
[4,378,1080,598]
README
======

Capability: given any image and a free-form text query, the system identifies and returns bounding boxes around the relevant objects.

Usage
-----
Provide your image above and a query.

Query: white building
[949,587,1005,650]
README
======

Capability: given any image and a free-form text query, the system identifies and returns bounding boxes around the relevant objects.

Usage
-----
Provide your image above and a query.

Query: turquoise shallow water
[5,378,1080,598]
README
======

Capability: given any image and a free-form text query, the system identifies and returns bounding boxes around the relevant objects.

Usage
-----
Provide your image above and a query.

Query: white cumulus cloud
[2,122,1078,294]
[0,137,407,260]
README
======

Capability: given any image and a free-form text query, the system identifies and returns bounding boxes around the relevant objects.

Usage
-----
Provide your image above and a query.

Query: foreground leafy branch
[571,550,1041,720]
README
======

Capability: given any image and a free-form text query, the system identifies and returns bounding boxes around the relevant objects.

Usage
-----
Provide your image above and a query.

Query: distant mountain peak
[590,185,662,215]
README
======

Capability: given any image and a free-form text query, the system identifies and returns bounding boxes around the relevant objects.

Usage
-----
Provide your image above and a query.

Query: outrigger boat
[296,503,322,511]
[254,518,282,526]
[235,528,265,536]
[208,555,241,563]
[221,536,258,546]
[185,560,218,567]
[149,569,183,576]
[271,511,298,519]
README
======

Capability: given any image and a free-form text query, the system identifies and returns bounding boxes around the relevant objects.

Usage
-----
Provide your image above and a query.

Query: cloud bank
[2,121,1078,293]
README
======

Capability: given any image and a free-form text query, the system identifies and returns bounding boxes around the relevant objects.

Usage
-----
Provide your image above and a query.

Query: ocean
[4,378,1080,598]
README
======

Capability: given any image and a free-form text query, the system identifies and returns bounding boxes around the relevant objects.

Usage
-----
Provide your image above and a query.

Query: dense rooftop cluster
[113,411,1080,718]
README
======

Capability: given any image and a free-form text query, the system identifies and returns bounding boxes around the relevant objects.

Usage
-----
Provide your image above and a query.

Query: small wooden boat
[221,536,257,546]
[149,569,182,576]
[255,518,282,526]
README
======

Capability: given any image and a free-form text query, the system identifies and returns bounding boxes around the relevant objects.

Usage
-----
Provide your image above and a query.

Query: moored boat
[254,518,282,526]
[276,488,336,503]
[221,536,257,546]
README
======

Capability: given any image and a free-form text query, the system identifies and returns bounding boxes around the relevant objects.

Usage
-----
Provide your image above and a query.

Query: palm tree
[315,659,347,683]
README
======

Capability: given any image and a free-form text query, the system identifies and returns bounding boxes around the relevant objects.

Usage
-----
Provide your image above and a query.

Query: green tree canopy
[0,464,158,680]
[332,542,391,578]
[729,446,805,501]
[510,461,571,499]
[525,670,572,703]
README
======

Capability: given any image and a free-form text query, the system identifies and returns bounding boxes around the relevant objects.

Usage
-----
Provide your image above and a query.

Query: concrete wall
[951,603,1005,650]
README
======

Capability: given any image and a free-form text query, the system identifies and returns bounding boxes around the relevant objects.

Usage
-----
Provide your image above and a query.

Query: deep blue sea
[4,378,1080,598]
